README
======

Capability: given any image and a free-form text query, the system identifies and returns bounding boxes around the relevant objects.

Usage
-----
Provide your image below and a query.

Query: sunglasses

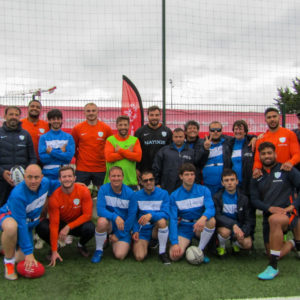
[142,178,155,183]
[209,128,222,132]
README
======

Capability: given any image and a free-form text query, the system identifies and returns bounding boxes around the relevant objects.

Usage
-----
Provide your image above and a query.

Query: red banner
[121,75,144,135]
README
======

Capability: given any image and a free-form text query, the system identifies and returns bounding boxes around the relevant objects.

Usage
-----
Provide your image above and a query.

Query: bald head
[24,164,43,192]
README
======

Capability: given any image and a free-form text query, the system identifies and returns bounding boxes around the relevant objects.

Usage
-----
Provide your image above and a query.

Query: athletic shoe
[65,235,73,245]
[159,252,171,265]
[216,247,226,257]
[78,245,90,257]
[149,239,159,250]
[232,245,240,253]
[4,263,17,280]
[91,250,103,263]
[258,266,279,280]
[203,256,210,264]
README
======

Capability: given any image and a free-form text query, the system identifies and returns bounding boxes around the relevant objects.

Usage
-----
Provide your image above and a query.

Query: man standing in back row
[135,106,172,174]
[104,115,142,190]
[21,99,49,162]
[72,103,112,188]
[253,107,300,178]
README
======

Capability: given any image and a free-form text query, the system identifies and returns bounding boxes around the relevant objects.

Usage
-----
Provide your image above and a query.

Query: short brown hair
[109,166,124,176]
[179,163,196,175]
[147,106,161,115]
[5,106,21,115]
[232,120,248,134]
[59,165,75,177]
[116,115,130,124]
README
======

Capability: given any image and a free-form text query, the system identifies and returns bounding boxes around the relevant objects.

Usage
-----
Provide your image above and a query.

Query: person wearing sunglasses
[201,121,232,196]
[131,170,171,264]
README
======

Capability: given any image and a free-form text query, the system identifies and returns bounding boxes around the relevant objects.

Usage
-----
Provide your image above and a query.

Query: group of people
[0,100,299,282]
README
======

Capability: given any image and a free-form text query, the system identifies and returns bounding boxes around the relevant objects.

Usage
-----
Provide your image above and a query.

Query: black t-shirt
[135,124,172,172]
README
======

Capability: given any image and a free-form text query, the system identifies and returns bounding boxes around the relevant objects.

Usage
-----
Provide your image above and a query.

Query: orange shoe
[4,263,18,280]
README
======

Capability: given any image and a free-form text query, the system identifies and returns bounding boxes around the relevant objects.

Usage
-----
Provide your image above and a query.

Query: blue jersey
[97,183,136,232]
[202,139,225,190]
[169,183,215,245]
[133,187,170,233]
[222,190,238,220]
[231,138,245,183]
[38,129,75,179]
[0,177,60,255]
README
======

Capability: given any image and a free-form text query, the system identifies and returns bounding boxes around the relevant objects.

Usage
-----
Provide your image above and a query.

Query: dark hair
[116,115,130,124]
[109,166,124,176]
[232,120,248,134]
[264,107,279,116]
[28,99,42,107]
[59,165,75,177]
[173,127,184,134]
[221,168,238,180]
[209,121,222,129]
[184,120,199,131]
[147,106,161,115]
[5,106,21,115]
[141,170,155,178]
[258,141,276,152]
[296,112,300,119]
[47,109,63,120]
[179,163,196,175]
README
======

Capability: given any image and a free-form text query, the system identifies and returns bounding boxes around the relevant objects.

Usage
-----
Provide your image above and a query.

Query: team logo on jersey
[161,131,167,137]
[73,198,80,205]
[274,172,281,179]
[98,132,103,137]
[279,137,286,143]
[19,135,24,140]
[39,128,45,133]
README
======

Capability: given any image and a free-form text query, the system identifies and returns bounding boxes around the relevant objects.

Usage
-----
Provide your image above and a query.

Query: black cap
[297,112,300,119]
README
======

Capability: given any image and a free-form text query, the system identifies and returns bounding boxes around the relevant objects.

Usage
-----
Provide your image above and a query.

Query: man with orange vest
[104,115,142,190]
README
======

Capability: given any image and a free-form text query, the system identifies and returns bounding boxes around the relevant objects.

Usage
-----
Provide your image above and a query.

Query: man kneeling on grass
[169,163,216,263]
[91,166,135,263]
[251,142,300,280]
[0,164,59,280]
[36,165,95,266]
[132,170,171,264]
[213,169,252,257]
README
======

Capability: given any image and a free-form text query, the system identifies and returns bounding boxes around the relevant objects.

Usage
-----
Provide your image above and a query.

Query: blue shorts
[112,221,131,244]
[138,223,154,242]
[178,221,197,241]
[0,206,13,230]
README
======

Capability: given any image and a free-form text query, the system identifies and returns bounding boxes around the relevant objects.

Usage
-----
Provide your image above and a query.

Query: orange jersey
[48,183,93,251]
[71,120,112,172]
[254,127,300,170]
[21,118,49,159]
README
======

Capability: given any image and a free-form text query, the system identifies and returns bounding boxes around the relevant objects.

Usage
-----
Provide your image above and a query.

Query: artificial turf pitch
[2,219,300,300]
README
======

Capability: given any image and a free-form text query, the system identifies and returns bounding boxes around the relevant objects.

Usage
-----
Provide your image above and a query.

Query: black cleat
[159,252,171,265]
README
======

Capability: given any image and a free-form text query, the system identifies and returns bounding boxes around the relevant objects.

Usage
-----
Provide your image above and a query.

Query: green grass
[2,218,300,300]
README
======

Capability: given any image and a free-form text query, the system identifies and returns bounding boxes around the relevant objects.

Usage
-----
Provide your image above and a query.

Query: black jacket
[213,188,252,237]
[250,163,300,213]
[152,143,194,194]
[0,122,37,178]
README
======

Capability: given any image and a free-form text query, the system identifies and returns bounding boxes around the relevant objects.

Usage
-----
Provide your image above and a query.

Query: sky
[0,0,299,110]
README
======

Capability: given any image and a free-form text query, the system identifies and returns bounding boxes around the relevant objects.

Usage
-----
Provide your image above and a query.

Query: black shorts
[75,170,105,187]
[262,213,299,243]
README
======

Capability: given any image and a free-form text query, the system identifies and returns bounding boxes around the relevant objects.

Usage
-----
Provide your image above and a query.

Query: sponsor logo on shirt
[0,136,7,139]
[274,172,281,179]
[144,140,166,145]
[81,133,87,136]
[73,198,80,206]
[39,128,45,133]
[279,137,286,143]
[19,135,24,140]
[144,133,150,136]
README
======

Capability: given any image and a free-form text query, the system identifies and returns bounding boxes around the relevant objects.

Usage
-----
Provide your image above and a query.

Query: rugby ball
[16,260,45,279]
[10,165,25,185]
[185,246,204,265]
